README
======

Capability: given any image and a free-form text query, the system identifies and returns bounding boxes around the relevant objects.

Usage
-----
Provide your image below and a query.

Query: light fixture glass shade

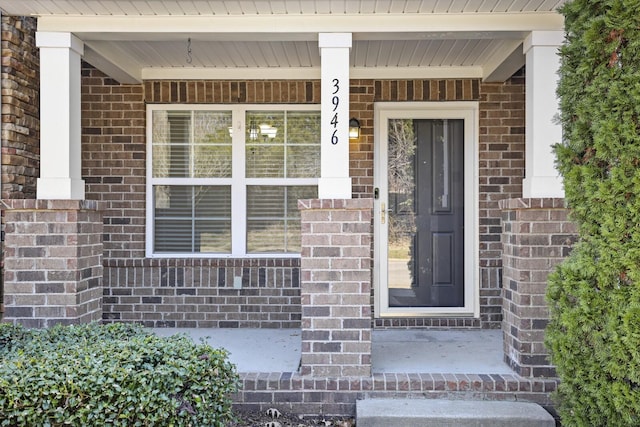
[349,118,360,140]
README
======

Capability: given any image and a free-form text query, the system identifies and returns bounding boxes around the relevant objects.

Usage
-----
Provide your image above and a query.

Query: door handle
[381,203,393,224]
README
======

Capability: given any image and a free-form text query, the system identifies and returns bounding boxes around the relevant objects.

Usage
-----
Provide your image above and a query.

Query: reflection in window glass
[154,185,231,253]
[152,111,232,178]
[246,111,320,178]
[247,186,317,253]
[149,107,319,256]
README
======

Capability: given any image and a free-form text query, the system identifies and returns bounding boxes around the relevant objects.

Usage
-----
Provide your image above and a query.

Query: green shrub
[0,322,239,426]
[546,0,640,425]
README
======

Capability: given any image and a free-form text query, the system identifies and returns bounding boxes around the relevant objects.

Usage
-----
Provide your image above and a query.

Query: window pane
[286,111,320,177]
[287,111,321,145]
[287,146,320,178]
[152,110,233,178]
[247,220,286,253]
[155,219,193,252]
[247,186,316,253]
[246,112,285,144]
[245,110,320,178]
[154,185,231,253]
[152,111,190,178]
[246,111,285,177]
[246,145,285,177]
[196,220,232,253]
[193,111,232,178]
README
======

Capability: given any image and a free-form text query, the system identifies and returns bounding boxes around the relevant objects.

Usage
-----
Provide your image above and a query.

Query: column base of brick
[299,199,373,377]
[499,198,576,378]
[2,200,104,327]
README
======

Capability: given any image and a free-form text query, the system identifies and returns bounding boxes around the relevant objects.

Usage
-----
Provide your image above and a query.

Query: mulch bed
[225,408,355,427]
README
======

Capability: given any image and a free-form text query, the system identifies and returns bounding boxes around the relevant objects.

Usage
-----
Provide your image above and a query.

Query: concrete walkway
[153,328,511,374]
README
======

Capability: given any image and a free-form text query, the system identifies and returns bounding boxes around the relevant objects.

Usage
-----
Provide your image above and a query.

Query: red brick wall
[81,65,525,328]
[81,64,146,260]
[478,68,526,327]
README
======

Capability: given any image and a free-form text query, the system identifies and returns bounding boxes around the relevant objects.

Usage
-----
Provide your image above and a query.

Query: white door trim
[373,101,479,318]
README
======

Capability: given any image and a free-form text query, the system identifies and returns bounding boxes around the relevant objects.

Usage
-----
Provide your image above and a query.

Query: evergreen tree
[546,0,640,425]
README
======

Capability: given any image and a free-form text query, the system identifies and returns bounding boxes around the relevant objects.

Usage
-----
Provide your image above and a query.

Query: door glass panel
[387,119,417,302]
[387,119,465,308]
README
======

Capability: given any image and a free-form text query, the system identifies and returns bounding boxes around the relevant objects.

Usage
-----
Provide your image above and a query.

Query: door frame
[373,102,479,318]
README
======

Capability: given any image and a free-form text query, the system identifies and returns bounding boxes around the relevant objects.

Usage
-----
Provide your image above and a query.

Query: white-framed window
[146,105,320,258]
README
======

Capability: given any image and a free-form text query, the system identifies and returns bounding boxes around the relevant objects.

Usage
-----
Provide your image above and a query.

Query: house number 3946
[330,78,340,145]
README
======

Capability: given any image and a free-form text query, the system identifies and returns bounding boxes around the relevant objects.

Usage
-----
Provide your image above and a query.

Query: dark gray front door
[387,119,465,307]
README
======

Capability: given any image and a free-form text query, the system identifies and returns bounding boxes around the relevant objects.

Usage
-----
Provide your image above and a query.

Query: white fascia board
[141,65,482,80]
[37,12,565,38]
[83,43,142,84]
[482,40,524,82]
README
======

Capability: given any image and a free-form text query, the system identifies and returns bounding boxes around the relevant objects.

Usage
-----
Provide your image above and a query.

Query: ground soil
[225,408,355,427]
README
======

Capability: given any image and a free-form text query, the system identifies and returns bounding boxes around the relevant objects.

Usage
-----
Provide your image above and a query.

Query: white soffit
[0,1,568,16]
[0,0,567,82]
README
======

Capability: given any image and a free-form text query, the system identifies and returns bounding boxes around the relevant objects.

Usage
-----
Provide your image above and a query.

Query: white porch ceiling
[0,0,567,83]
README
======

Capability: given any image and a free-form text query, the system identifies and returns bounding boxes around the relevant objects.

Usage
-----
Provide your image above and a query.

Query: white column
[36,32,85,200]
[523,31,565,198]
[318,33,352,199]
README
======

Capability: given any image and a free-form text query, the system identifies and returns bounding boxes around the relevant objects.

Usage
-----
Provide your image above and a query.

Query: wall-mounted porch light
[349,118,361,140]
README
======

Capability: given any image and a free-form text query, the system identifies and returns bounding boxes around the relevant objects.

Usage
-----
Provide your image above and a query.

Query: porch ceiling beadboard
[0,1,567,15]
[0,0,567,82]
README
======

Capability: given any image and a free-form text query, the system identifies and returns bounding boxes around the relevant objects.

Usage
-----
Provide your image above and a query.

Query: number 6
[331,130,338,145]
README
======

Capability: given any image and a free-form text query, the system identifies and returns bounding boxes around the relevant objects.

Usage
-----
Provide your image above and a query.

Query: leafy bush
[0,322,239,426]
[546,0,640,425]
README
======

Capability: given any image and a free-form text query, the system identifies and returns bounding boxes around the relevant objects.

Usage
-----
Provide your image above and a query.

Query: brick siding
[0,16,40,317]
[2,200,103,327]
[1,16,39,200]
[78,64,525,328]
[103,258,301,328]
[299,198,373,377]
[500,198,577,378]
[233,371,557,417]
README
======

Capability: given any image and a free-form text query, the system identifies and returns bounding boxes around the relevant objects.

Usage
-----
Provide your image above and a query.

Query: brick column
[499,198,577,377]
[2,200,104,327]
[298,198,373,377]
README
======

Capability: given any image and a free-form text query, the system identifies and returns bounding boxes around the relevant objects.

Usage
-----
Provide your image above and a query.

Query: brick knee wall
[500,198,577,378]
[299,199,373,377]
[102,258,301,328]
[2,200,103,327]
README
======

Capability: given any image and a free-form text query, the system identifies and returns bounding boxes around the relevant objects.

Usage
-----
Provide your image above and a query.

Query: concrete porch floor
[152,328,512,375]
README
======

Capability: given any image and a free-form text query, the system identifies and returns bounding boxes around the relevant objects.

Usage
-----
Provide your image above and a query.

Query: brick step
[356,399,555,427]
